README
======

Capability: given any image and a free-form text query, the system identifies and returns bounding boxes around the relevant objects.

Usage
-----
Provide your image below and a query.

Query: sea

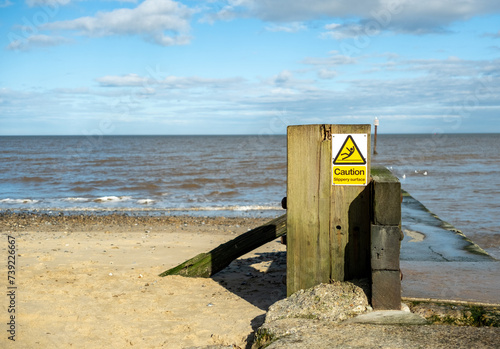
[1,133,499,259]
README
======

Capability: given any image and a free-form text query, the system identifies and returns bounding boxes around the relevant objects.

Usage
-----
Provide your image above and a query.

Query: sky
[0,0,499,135]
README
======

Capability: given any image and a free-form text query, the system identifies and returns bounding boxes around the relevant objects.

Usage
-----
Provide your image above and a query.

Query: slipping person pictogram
[341,146,356,160]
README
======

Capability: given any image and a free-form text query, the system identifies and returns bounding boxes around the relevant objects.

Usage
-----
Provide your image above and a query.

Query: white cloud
[96,74,152,87]
[265,22,307,33]
[317,69,337,79]
[273,70,293,84]
[322,22,367,40]
[107,0,138,3]
[207,0,500,34]
[202,0,254,23]
[3,54,500,134]
[26,0,71,7]
[270,87,297,95]
[96,73,245,89]
[382,56,498,79]
[6,34,71,50]
[41,0,196,46]
[301,51,357,66]
[52,87,91,94]
[161,76,244,89]
[324,23,341,31]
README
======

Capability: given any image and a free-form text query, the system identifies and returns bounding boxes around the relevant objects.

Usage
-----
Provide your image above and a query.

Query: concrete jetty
[400,191,499,305]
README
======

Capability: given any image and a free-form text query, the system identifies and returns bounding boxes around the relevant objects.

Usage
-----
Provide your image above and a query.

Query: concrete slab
[348,310,429,325]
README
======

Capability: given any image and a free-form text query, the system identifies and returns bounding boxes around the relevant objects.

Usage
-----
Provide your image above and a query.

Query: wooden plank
[287,125,315,295]
[287,125,330,295]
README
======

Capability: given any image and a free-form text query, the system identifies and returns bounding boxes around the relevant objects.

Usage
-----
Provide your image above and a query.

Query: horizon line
[1,132,500,137]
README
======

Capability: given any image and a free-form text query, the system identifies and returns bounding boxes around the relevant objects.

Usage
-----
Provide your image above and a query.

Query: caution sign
[332,134,368,186]
[333,135,366,164]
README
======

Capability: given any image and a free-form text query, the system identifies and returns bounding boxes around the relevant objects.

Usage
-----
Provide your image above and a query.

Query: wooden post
[370,166,402,310]
[287,124,371,296]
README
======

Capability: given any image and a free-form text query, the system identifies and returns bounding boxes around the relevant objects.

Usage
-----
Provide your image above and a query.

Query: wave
[206,190,240,197]
[0,198,39,204]
[63,197,91,202]
[137,199,155,205]
[93,196,132,203]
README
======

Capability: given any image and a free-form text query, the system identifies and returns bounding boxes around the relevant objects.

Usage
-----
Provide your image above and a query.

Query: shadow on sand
[211,250,287,348]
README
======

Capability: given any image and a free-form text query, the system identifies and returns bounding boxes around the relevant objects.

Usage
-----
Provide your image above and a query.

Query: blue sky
[0,0,499,135]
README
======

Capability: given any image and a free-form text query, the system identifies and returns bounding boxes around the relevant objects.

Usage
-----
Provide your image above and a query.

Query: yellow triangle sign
[333,135,366,165]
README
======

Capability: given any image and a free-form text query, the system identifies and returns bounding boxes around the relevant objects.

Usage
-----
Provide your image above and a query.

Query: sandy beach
[2,212,500,348]
[1,213,287,348]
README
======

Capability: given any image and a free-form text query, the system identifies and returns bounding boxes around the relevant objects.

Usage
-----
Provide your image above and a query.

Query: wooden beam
[158,214,287,278]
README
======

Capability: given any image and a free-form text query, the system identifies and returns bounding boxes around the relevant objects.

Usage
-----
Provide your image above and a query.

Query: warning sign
[333,135,366,165]
[332,134,368,186]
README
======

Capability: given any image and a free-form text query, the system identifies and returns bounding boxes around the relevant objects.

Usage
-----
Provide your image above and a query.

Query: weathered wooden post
[370,166,402,310]
[287,124,371,296]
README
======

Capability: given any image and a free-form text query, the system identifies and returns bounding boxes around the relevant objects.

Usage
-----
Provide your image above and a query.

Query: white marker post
[373,117,379,155]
